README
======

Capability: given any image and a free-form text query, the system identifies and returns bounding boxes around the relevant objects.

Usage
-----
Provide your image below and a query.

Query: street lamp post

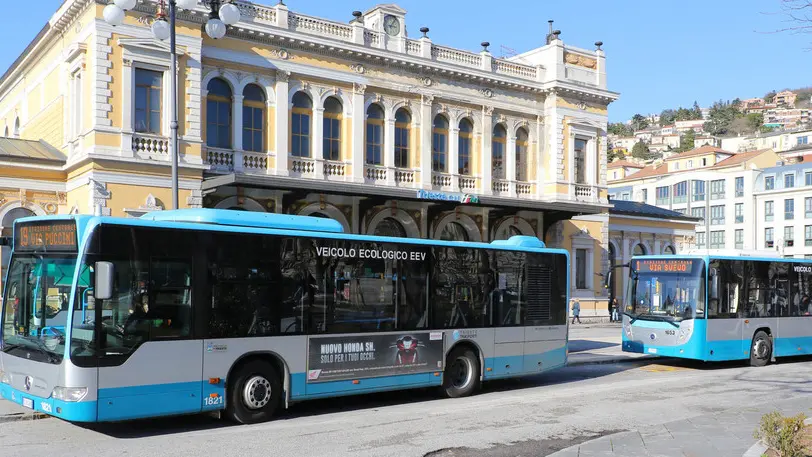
[103,0,240,210]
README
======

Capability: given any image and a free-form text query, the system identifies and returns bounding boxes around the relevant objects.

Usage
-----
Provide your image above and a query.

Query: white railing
[236,3,277,24]
[492,179,510,193]
[493,60,536,79]
[324,160,346,177]
[517,182,532,195]
[288,13,352,39]
[133,134,169,155]
[206,147,234,172]
[242,151,267,173]
[394,168,416,184]
[459,176,479,191]
[575,185,594,201]
[565,65,597,86]
[365,165,387,183]
[364,30,381,47]
[431,45,481,67]
[405,39,421,56]
[431,172,453,188]
[290,157,315,175]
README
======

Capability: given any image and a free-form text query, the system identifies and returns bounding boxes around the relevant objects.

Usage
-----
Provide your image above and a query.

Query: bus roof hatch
[490,236,545,249]
[140,209,345,233]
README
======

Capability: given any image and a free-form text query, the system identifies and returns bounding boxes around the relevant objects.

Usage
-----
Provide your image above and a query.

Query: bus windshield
[625,258,705,323]
[1,254,79,363]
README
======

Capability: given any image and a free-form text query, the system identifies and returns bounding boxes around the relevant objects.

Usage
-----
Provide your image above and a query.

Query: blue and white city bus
[0,209,569,423]
[621,252,812,366]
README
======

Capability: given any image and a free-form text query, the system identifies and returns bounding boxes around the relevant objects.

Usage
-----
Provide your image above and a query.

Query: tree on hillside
[631,141,655,160]
[608,122,633,137]
[631,114,649,131]
[764,90,777,103]
[692,101,703,119]
[704,99,743,136]
[659,109,676,126]
[747,112,764,132]
[607,148,622,163]
[679,130,696,152]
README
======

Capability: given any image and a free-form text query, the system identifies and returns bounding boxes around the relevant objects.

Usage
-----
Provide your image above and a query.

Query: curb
[741,440,767,457]
[567,354,656,367]
[0,412,50,424]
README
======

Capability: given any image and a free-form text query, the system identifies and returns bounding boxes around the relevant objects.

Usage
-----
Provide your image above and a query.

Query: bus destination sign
[634,259,695,274]
[14,221,78,252]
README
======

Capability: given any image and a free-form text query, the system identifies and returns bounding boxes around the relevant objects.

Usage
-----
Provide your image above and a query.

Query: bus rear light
[0,370,9,385]
[52,386,87,402]
[208,378,220,384]
[352,380,360,384]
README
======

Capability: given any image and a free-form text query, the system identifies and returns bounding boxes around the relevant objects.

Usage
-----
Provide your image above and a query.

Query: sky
[6,0,811,123]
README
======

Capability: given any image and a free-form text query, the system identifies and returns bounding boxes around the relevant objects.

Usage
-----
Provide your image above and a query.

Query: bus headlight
[678,327,691,342]
[52,386,87,402]
[624,323,633,338]
[0,370,9,385]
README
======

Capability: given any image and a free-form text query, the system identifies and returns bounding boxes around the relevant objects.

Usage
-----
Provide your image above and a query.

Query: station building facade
[0,1,618,314]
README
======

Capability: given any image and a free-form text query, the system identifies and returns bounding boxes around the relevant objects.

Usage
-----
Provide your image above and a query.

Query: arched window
[3,126,7,137]
[242,84,265,152]
[366,103,384,165]
[323,97,342,160]
[440,222,469,241]
[633,244,647,256]
[664,245,676,255]
[492,124,506,179]
[394,108,411,168]
[291,91,312,157]
[373,217,407,238]
[2,207,36,271]
[206,78,232,148]
[608,243,617,266]
[432,114,449,172]
[458,118,473,175]
[13,118,20,138]
[516,127,529,181]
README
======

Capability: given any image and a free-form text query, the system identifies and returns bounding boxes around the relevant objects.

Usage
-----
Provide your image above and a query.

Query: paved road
[2,353,812,457]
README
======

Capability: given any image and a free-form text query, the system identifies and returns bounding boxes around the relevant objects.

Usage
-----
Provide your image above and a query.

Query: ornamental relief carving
[563,52,597,69]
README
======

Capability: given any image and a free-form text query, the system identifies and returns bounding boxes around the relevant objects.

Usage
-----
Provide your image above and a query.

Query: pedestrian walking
[611,297,620,322]
[571,299,581,324]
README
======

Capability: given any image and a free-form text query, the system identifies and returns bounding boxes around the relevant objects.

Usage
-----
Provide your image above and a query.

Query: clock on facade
[383,15,400,36]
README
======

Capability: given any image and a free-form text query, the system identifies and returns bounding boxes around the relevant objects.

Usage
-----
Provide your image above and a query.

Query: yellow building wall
[105,182,193,217]
[550,219,610,316]
[23,99,63,148]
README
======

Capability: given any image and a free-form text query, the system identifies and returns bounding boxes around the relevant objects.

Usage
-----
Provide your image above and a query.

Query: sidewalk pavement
[0,399,46,423]
[549,395,812,457]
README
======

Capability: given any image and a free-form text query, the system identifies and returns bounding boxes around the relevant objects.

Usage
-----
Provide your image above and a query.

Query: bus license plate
[647,348,658,354]
[22,398,33,409]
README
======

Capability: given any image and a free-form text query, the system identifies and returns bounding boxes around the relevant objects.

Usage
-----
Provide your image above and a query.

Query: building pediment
[117,38,185,57]
[364,3,408,15]
[567,117,604,130]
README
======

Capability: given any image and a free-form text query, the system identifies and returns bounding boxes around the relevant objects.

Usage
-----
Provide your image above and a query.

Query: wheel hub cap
[243,375,272,409]
[754,340,768,358]
[450,357,472,389]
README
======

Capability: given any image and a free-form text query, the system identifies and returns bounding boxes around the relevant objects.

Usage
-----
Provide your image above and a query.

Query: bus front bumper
[0,383,97,422]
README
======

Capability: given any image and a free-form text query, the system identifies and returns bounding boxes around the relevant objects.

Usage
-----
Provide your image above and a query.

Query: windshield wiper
[4,337,60,363]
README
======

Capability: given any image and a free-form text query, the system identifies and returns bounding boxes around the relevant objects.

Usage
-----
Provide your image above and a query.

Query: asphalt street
[3,352,812,457]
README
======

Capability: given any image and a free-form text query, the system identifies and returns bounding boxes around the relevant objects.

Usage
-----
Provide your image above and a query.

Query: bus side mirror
[95,262,114,300]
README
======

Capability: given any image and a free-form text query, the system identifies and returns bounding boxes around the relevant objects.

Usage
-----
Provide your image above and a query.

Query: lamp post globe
[151,18,171,41]
[103,4,125,26]
[176,0,199,10]
[113,0,137,11]
[205,18,227,39]
[219,3,240,26]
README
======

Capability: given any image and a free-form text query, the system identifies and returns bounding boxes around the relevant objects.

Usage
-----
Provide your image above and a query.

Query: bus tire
[225,359,282,424]
[442,347,480,398]
[750,331,772,367]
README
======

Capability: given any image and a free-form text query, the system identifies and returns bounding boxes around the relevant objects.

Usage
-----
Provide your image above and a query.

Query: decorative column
[232,94,244,172]
[313,107,325,178]
[449,126,460,191]
[351,83,366,183]
[274,72,290,176]
[506,133,517,195]
[120,58,134,158]
[481,106,494,195]
[419,94,433,189]
[385,117,396,185]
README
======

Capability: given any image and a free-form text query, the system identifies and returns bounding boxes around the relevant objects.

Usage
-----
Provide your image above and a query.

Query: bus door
[94,258,204,422]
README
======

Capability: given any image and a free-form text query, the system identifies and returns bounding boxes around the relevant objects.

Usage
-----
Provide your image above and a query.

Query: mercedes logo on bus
[649,333,657,340]
[24,376,32,391]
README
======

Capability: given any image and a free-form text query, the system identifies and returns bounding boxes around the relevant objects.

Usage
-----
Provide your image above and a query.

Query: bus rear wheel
[750,331,772,367]
[442,347,480,398]
[226,360,282,424]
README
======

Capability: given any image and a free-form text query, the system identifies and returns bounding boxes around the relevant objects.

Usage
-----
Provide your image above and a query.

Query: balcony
[133,133,169,158]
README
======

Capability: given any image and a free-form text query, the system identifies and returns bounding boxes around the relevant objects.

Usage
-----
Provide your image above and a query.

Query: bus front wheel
[750,331,772,367]
[226,360,282,424]
[442,347,480,398]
